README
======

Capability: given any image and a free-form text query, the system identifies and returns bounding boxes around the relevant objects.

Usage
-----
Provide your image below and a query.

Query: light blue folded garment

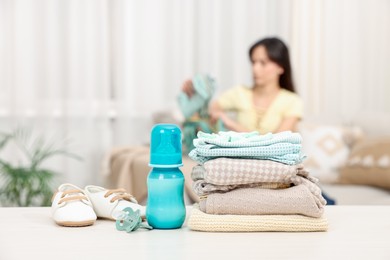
[188,131,305,165]
[195,131,302,148]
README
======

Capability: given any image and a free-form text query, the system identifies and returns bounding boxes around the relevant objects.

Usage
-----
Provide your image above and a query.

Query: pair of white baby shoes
[51,183,145,227]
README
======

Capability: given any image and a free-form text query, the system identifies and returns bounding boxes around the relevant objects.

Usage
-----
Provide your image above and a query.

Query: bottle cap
[149,124,183,168]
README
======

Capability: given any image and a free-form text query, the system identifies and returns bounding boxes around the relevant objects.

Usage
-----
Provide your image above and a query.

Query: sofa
[297,123,390,205]
[102,119,390,206]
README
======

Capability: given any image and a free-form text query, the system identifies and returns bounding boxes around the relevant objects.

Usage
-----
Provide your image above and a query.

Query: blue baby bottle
[146,124,186,229]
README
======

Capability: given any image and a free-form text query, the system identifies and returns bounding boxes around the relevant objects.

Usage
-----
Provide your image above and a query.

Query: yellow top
[217,86,303,134]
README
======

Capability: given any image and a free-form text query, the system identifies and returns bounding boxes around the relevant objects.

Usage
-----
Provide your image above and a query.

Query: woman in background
[182,37,303,134]
[182,37,336,205]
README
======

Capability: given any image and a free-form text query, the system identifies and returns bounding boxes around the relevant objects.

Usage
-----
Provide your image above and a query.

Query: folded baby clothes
[193,181,290,196]
[189,131,305,165]
[198,185,324,218]
[191,158,315,185]
[194,131,302,147]
[193,180,325,207]
[188,204,328,232]
[191,158,326,207]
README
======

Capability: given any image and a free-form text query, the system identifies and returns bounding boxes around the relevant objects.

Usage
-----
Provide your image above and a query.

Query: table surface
[1,206,390,260]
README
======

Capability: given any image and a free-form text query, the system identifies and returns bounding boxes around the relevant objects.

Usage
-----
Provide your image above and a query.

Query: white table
[0,206,389,260]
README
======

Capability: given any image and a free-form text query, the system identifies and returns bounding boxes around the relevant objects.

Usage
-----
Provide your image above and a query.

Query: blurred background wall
[0,0,389,186]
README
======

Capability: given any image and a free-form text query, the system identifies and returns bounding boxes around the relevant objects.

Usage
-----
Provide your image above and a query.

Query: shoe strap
[57,189,89,204]
[104,188,137,204]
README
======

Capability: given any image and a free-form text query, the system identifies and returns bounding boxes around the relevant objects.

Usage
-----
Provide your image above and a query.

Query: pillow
[299,123,363,183]
[339,138,390,189]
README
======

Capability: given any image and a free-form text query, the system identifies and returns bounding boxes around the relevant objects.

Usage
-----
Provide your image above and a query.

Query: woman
[182,37,302,134]
[182,38,337,205]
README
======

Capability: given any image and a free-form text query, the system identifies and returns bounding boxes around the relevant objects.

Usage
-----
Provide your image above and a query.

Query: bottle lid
[149,124,183,168]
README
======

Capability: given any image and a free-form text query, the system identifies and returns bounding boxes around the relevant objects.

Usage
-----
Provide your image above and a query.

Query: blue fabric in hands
[177,74,217,119]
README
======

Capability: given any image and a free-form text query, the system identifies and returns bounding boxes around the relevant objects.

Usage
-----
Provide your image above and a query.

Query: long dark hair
[249,37,295,93]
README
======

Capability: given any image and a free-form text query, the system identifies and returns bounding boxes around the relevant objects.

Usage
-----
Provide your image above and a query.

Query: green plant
[0,128,80,207]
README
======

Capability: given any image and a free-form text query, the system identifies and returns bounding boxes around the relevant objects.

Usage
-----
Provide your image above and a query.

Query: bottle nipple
[156,130,176,154]
[149,124,183,167]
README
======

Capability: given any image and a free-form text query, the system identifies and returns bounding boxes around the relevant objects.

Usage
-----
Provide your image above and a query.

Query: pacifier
[114,207,153,232]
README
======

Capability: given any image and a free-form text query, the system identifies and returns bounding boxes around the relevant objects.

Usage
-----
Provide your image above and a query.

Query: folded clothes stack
[187,131,328,232]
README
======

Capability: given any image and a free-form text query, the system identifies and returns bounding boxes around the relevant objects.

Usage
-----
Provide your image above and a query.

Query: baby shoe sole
[56,220,95,227]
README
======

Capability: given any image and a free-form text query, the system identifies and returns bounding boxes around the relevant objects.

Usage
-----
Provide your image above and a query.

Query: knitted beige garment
[198,185,324,218]
[193,181,291,195]
[192,178,325,206]
[188,204,328,232]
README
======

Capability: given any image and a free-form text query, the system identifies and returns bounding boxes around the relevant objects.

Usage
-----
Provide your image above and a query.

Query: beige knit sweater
[198,185,324,218]
[188,204,328,232]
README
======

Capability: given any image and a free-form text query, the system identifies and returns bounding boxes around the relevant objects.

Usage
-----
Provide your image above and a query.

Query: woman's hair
[249,37,295,93]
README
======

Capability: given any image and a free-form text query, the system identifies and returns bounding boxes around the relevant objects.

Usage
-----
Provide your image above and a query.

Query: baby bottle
[146,124,186,229]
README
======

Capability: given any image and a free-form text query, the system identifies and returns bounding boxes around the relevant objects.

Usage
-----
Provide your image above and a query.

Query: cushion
[299,123,363,183]
[339,138,390,189]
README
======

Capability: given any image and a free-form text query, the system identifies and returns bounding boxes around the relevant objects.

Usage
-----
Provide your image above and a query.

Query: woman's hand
[276,117,300,132]
[208,101,250,132]
[208,101,223,124]
[181,79,195,98]
[218,113,249,132]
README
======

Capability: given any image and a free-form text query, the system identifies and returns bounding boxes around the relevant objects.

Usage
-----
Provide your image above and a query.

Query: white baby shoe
[84,185,146,220]
[51,183,97,227]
